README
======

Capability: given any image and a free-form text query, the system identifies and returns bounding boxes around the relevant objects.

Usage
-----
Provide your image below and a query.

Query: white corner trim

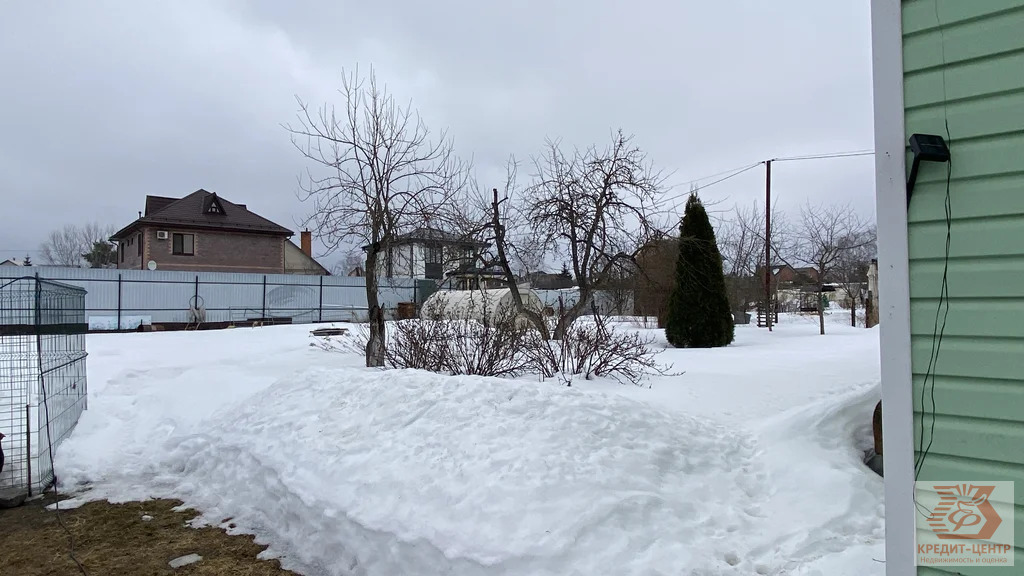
[870,1,917,574]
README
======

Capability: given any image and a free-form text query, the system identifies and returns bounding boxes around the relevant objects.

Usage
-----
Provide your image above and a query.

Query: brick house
[110,189,327,275]
[768,264,820,286]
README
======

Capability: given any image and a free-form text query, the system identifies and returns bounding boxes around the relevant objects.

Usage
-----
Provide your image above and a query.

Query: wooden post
[764,160,773,332]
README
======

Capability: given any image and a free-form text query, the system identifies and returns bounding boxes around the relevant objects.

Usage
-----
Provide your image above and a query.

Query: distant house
[768,265,819,286]
[448,265,507,291]
[110,189,327,275]
[526,270,575,290]
[0,258,25,267]
[284,230,330,276]
[368,227,489,282]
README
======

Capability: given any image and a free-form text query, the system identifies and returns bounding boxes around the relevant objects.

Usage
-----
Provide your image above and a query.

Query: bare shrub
[437,316,540,378]
[314,300,672,386]
[385,319,450,372]
[546,307,672,386]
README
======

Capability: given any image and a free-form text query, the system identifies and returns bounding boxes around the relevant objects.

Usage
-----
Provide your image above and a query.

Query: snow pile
[747,384,884,575]
[58,364,767,575]
[53,318,884,575]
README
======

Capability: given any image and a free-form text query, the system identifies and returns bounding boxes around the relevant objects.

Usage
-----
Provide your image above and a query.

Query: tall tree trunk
[553,288,589,340]
[490,189,550,340]
[364,249,386,367]
[850,297,857,327]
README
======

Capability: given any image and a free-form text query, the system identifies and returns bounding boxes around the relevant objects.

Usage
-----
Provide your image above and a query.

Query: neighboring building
[633,236,678,326]
[525,270,575,290]
[284,231,330,275]
[446,265,507,291]
[369,227,488,282]
[761,264,820,287]
[872,2,1024,573]
[111,189,326,275]
[0,258,24,266]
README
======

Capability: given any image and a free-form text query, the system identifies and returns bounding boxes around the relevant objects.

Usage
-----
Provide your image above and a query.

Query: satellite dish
[147,260,157,271]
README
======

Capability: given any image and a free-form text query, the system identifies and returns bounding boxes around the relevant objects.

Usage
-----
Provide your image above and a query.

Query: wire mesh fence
[0,275,88,495]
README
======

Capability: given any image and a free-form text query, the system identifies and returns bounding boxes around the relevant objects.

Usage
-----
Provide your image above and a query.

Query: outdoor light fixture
[906,133,950,207]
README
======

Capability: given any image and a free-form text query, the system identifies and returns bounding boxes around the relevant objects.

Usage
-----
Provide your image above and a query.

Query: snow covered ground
[49,311,883,575]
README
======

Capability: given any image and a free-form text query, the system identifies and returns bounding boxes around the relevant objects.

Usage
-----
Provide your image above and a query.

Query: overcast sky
[0,0,875,269]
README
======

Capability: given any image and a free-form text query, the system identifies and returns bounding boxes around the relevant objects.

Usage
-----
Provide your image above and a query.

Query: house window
[172,233,195,256]
[137,233,142,256]
[120,242,125,263]
[425,244,442,264]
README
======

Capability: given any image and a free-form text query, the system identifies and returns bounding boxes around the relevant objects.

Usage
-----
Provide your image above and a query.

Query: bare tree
[796,202,876,335]
[834,227,877,327]
[632,235,677,326]
[286,66,467,366]
[40,223,115,267]
[461,157,547,277]
[447,157,553,337]
[716,202,764,316]
[714,200,794,318]
[525,130,669,339]
[331,248,366,276]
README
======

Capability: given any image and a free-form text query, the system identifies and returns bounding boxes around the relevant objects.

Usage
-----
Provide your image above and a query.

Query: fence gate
[0,275,89,496]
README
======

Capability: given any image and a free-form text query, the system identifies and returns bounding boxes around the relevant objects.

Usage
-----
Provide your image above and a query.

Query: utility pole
[764,159,773,332]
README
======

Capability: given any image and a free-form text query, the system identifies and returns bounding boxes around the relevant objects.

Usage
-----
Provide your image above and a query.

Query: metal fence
[0,267,417,330]
[0,275,89,495]
[533,289,635,316]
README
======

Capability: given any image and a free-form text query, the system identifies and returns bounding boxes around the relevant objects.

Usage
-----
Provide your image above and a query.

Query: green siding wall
[902,1,1024,574]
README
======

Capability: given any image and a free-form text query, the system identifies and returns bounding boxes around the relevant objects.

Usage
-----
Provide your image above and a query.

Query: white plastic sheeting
[420,288,545,327]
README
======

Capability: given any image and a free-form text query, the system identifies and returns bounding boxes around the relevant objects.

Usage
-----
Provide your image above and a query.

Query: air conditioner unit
[156,231,169,240]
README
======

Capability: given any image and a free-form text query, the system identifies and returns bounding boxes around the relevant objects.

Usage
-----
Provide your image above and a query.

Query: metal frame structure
[0,275,89,496]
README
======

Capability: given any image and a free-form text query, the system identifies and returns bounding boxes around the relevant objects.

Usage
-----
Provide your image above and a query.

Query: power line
[693,163,764,190]
[772,150,875,162]
[663,148,876,203]
[671,162,764,189]
[664,162,764,203]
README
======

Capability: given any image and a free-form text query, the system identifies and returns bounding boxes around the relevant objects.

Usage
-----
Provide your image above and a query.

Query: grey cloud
[0,0,875,267]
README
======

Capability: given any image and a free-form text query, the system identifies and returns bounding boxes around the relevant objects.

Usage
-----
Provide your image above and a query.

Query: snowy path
[48,313,883,575]
[583,314,885,574]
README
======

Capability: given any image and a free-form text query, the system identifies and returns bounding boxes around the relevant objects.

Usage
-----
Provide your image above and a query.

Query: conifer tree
[665,192,735,347]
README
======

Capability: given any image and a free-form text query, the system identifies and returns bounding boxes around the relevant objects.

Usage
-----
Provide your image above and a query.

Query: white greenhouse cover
[420,288,545,325]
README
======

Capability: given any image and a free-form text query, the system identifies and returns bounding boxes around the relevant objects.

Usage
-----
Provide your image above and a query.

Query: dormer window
[203,194,226,215]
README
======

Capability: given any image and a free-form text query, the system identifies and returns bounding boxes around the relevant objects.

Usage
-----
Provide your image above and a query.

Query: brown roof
[113,189,293,239]
[145,196,178,216]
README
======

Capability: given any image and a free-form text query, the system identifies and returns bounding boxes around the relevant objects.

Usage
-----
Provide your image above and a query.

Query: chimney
[300,230,312,257]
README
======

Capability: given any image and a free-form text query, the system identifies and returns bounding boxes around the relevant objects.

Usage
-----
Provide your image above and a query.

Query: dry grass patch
[0,494,298,576]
